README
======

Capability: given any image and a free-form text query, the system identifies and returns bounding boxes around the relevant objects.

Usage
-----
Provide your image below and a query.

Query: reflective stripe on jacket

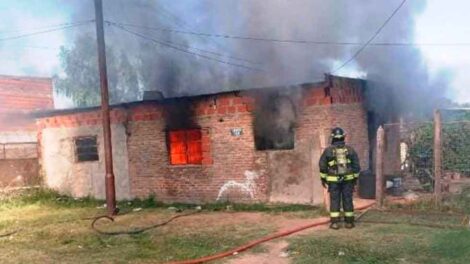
[319,143,360,182]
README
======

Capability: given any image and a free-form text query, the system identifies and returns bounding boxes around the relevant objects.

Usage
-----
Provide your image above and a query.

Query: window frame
[74,136,99,163]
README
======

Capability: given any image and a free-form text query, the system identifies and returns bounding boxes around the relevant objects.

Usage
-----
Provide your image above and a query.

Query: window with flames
[168,129,203,165]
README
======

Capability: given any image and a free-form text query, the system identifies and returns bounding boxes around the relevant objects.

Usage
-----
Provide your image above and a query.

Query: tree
[55,34,141,107]
[409,111,470,177]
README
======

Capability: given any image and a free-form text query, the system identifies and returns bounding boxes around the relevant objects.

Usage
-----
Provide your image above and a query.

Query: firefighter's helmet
[331,127,346,142]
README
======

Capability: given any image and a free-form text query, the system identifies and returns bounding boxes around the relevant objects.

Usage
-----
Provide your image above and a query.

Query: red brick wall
[125,95,268,203]
[37,76,369,203]
[0,75,53,112]
[0,75,53,132]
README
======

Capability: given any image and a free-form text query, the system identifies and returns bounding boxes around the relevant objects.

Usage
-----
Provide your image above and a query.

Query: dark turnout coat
[319,142,361,182]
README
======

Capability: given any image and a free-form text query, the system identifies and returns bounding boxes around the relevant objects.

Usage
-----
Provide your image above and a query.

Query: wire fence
[378,110,470,198]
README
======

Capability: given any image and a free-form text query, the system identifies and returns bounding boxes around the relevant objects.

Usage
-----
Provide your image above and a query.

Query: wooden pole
[375,126,385,207]
[434,109,442,205]
[320,130,330,210]
[94,0,117,216]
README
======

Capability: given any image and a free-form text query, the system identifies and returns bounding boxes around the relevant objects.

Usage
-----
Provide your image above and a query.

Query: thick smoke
[204,0,450,121]
[67,0,247,99]
[252,88,301,150]
[67,0,449,120]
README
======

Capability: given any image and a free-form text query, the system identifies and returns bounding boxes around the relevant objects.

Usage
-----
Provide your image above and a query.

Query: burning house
[35,75,369,205]
[0,75,53,188]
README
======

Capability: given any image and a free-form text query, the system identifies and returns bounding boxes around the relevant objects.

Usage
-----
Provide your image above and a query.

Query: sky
[0,0,469,107]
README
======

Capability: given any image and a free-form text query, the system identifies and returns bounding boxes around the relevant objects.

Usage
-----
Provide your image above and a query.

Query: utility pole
[434,109,442,205]
[94,0,117,215]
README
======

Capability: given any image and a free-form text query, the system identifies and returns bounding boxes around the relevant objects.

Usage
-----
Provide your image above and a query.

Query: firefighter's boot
[345,216,355,229]
[329,218,340,230]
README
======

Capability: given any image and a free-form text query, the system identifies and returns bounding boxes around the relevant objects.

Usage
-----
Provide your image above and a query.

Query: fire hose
[0,230,19,238]
[165,203,375,264]
[91,210,201,236]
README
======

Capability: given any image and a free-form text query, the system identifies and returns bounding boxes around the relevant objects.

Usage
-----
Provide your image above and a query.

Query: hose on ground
[0,230,19,238]
[165,203,376,264]
[91,210,201,236]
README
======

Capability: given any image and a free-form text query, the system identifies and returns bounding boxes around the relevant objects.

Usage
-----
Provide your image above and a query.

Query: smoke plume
[66,0,449,120]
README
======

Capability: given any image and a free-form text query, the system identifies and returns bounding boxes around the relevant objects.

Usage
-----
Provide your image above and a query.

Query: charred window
[168,129,203,165]
[254,94,296,150]
[75,136,99,162]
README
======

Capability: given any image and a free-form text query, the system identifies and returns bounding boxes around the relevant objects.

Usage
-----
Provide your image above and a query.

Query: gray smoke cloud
[66,0,450,120]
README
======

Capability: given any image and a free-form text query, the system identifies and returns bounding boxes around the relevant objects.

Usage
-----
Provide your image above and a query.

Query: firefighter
[319,127,360,229]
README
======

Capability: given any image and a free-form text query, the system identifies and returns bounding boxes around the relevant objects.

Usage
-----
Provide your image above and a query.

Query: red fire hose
[166,203,375,264]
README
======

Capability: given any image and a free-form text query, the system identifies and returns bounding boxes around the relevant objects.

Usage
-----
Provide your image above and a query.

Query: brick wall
[0,75,53,112]
[36,76,369,204]
[0,75,53,132]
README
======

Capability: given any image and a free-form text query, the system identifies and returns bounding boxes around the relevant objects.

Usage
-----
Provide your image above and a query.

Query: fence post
[375,126,385,207]
[434,109,442,205]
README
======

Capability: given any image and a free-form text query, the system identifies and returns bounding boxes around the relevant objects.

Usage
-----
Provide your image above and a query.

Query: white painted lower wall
[41,124,131,200]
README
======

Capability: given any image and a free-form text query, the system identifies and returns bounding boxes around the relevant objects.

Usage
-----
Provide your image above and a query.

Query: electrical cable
[0,20,94,35]
[0,20,94,43]
[153,3,262,65]
[114,1,261,66]
[109,21,260,66]
[331,0,407,74]
[109,23,264,72]
[105,21,379,46]
[1,44,61,50]
[107,19,470,47]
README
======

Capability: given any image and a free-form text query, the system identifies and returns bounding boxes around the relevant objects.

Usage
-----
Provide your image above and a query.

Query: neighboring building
[35,75,369,204]
[0,75,53,187]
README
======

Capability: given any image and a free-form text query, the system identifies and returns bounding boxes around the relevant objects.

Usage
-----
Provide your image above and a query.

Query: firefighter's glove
[321,178,328,188]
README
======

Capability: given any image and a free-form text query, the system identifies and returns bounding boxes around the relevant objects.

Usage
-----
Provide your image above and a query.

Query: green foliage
[442,123,470,174]
[408,112,470,175]
[55,34,141,107]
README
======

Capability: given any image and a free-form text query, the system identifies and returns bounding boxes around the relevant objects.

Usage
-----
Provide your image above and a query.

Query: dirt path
[224,199,375,263]
[224,216,330,264]
[226,240,290,264]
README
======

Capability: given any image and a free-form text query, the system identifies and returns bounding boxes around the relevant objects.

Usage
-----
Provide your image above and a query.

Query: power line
[1,44,62,50]
[332,0,408,74]
[104,19,470,47]
[110,23,264,72]
[154,4,263,65]
[0,20,94,35]
[108,21,261,66]
[113,1,261,66]
[107,21,364,45]
[0,20,94,43]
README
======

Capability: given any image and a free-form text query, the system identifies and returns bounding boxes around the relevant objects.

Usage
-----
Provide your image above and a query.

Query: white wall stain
[216,170,259,201]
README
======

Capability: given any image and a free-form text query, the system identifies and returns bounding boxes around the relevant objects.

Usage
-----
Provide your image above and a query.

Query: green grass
[0,188,323,214]
[288,188,470,264]
[5,188,469,263]
[0,188,322,263]
[0,204,273,263]
[289,222,470,264]
[387,187,470,215]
